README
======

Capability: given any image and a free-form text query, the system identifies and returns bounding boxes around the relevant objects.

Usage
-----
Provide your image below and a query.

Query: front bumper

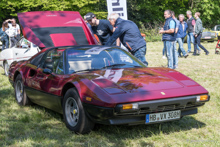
[83,95,210,125]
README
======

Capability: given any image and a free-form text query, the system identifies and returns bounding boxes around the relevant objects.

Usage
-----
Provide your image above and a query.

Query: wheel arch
[13,71,21,82]
[61,82,82,105]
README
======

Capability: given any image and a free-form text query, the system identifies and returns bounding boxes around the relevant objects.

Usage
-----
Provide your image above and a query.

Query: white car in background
[0,37,40,75]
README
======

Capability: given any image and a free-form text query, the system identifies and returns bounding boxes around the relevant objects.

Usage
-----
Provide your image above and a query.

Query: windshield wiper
[73,64,141,73]
[73,68,100,73]
[101,63,126,69]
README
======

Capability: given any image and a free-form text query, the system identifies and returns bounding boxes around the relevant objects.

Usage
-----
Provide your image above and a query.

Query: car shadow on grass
[0,88,206,147]
[3,103,207,146]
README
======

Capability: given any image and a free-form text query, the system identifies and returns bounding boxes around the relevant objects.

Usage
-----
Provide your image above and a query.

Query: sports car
[0,37,40,76]
[8,11,210,134]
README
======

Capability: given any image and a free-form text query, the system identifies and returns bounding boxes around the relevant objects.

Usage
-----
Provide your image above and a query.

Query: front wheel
[63,88,94,134]
[4,61,9,76]
[14,74,32,106]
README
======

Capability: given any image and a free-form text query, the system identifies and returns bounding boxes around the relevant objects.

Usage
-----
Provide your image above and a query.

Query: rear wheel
[14,74,32,105]
[4,61,9,76]
[63,88,94,134]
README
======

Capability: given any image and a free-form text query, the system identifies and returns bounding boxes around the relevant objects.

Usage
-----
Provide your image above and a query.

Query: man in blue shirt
[159,10,177,69]
[105,13,148,66]
[85,12,116,45]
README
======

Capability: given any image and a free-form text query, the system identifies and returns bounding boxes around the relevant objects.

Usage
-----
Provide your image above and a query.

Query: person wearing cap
[105,13,148,66]
[85,12,117,45]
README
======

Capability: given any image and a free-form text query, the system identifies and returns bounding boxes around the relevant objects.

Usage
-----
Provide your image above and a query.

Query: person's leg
[9,37,12,48]
[133,45,148,66]
[177,38,187,56]
[173,41,178,69]
[187,33,191,53]
[13,37,17,47]
[16,34,20,42]
[165,41,173,69]
[10,37,16,47]
[176,38,181,57]
[193,35,198,55]
[162,41,165,56]
[191,33,200,53]
[197,34,208,53]
[5,39,9,49]
[197,44,201,52]
[194,35,201,53]
[2,40,5,50]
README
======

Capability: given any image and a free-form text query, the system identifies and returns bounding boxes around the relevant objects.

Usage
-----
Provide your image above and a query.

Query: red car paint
[9,57,208,108]
[18,11,97,48]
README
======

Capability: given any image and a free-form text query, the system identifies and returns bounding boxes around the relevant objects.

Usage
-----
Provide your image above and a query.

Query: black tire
[63,88,94,134]
[14,74,32,106]
[4,61,9,76]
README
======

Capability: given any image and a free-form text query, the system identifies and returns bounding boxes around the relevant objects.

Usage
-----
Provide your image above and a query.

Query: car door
[25,49,65,112]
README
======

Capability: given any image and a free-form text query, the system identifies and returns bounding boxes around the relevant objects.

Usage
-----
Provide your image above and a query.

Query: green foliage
[0,0,220,41]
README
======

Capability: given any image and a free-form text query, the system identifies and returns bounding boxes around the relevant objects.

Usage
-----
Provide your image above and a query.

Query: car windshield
[66,47,145,74]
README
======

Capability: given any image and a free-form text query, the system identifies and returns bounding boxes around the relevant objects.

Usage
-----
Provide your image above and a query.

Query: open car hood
[17,11,97,48]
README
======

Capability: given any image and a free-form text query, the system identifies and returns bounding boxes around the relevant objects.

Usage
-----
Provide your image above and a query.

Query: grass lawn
[0,41,219,147]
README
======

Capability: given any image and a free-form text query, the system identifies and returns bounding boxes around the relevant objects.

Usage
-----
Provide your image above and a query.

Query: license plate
[146,110,181,123]
[204,36,211,39]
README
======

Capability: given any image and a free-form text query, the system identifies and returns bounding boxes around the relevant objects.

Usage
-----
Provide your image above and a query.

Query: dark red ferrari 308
[8,11,210,134]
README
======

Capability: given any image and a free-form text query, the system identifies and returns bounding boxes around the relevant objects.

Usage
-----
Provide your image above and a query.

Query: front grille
[114,95,209,116]
[139,102,203,114]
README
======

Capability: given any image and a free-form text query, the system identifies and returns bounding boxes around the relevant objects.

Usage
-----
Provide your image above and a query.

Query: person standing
[84,12,119,46]
[176,14,188,58]
[159,10,177,69]
[6,18,21,41]
[105,13,148,66]
[0,22,9,50]
[5,18,20,47]
[193,12,209,55]
[186,10,200,54]
[171,11,179,68]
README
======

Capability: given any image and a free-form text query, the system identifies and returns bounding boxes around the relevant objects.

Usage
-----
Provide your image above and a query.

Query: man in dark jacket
[105,13,148,66]
[159,10,177,69]
[193,12,209,55]
[176,14,188,58]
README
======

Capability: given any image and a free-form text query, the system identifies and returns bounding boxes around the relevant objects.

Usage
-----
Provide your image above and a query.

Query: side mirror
[43,68,52,74]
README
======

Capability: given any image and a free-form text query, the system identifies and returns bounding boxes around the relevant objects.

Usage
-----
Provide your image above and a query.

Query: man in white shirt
[5,18,21,47]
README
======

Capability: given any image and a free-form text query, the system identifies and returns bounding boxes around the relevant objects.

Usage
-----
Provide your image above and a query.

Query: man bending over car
[105,13,148,66]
